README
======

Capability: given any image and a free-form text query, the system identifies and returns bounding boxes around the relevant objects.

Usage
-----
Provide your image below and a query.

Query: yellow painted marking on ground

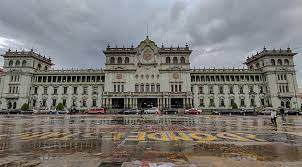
[189,132,217,142]
[58,133,80,140]
[168,132,192,141]
[113,132,126,141]
[126,132,146,141]
[147,132,170,141]
[216,132,251,142]
[21,132,53,141]
[236,133,266,142]
[39,132,70,140]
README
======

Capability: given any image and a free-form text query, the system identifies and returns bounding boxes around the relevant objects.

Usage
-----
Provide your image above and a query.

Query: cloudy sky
[0,0,302,86]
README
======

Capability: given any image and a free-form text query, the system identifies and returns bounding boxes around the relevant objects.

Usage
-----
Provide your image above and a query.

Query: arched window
[180,57,185,63]
[271,59,275,66]
[110,57,115,64]
[125,57,129,64]
[166,57,170,63]
[173,57,178,63]
[145,84,150,92]
[37,64,41,70]
[249,65,253,69]
[13,102,16,109]
[140,83,144,92]
[135,84,139,92]
[156,83,160,92]
[117,57,122,64]
[44,66,48,71]
[277,59,282,65]
[22,60,26,67]
[256,63,260,68]
[8,102,12,109]
[220,98,225,107]
[15,60,20,66]
[284,59,289,65]
[9,60,13,67]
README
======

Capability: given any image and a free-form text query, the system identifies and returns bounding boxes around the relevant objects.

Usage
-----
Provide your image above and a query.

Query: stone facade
[0,37,300,110]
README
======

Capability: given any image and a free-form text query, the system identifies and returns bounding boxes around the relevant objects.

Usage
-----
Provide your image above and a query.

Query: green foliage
[231,103,238,109]
[56,103,64,110]
[21,103,29,111]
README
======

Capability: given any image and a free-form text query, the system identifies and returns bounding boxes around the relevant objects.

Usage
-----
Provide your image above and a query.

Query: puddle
[0,115,302,165]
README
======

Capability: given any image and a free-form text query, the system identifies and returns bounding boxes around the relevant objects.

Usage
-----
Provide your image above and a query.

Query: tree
[21,103,29,111]
[231,103,238,109]
[56,103,64,111]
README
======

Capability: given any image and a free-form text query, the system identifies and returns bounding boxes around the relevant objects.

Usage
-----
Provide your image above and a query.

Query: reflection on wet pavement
[0,115,302,166]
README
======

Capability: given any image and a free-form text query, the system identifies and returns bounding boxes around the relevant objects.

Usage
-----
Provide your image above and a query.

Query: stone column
[124,97,127,109]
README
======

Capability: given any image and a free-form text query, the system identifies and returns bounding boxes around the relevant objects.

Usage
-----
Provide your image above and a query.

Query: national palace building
[0,36,301,110]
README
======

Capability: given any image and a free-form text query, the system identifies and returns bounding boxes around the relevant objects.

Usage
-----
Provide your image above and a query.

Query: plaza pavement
[0,114,301,167]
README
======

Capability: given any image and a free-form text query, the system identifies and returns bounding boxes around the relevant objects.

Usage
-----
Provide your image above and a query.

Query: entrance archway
[138,98,157,109]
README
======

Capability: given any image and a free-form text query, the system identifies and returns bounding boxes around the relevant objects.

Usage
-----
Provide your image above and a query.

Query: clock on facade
[116,73,123,79]
[143,49,153,61]
[173,73,180,79]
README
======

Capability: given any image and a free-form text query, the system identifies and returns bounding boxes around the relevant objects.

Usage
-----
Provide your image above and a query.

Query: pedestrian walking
[280,107,286,122]
[270,109,277,127]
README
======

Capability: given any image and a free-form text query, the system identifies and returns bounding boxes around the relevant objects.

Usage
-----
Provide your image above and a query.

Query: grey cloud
[0,0,301,85]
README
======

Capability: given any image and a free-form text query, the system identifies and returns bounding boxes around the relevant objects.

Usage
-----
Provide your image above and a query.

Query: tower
[0,49,53,109]
[245,47,300,109]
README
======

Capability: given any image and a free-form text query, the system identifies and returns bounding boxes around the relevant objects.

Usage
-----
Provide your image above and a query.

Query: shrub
[21,103,29,111]
[56,103,64,111]
[231,103,238,109]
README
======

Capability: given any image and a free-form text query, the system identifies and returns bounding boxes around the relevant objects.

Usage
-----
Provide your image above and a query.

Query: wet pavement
[0,115,302,166]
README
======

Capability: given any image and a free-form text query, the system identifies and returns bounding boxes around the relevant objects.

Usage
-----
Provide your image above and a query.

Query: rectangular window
[175,85,178,92]
[83,87,88,95]
[229,86,234,94]
[93,87,98,95]
[239,86,244,94]
[53,87,58,95]
[117,85,120,92]
[42,99,46,107]
[259,86,263,94]
[240,99,245,107]
[114,85,116,92]
[52,99,56,107]
[250,99,255,107]
[249,86,254,94]
[82,100,87,107]
[209,86,214,94]
[63,87,68,94]
[44,87,48,95]
[73,87,77,94]
[179,85,181,92]
[121,85,124,92]
[219,86,224,94]
[199,86,203,94]
[63,99,66,107]
[199,99,204,107]
[171,85,174,92]
[34,87,38,94]
[92,99,97,107]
